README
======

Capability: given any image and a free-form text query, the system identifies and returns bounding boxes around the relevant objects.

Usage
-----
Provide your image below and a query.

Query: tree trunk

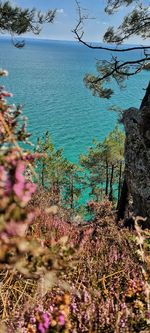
[109,164,114,201]
[70,176,74,210]
[41,161,45,187]
[117,161,122,209]
[52,181,60,204]
[105,159,109,196]
[140,82,150,109]
[117,177,128,221]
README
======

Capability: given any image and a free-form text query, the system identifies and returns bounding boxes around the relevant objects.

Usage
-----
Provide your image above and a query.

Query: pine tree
[36,132,66,204]
[62,162,82,210]
[36,132,82,209]
[80,127,125,204]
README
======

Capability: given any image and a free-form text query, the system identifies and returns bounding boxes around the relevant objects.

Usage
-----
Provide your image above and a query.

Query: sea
[0,38,149,163]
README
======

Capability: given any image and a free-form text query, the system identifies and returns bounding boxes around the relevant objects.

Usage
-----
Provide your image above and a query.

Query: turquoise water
[0,38,149,162]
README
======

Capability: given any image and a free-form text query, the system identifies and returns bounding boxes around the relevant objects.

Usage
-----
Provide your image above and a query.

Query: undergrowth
[0,70,150,333]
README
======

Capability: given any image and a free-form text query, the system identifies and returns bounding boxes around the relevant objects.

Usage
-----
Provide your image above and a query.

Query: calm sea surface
[0,38,149,162]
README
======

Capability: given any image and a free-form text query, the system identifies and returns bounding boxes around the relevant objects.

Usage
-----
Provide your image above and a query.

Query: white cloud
[57,9,64,14]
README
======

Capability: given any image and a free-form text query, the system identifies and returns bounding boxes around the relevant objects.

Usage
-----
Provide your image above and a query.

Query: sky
[7,0,150,43]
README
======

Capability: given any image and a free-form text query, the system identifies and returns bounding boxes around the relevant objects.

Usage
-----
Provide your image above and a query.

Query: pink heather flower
[37,323,46,333]
[13,182,24,197]
[5,220,27,237]
[15,162,25,183]
[83,290,89,303]
[41,313,50,329]
[147,311,150,319]
[13,161,36,203]
[21,183,36,205]
[13,162,25,197]
[25,182,36,194]
[71,303,77,313]
[30,315,36,324]
[58,314,65,326]
[49,306,54,312]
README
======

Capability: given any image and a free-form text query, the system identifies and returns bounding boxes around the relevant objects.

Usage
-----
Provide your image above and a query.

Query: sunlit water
[0,38,149,163]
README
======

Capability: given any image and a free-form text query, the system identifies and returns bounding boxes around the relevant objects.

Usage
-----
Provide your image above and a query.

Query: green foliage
[36,128,125,210]
[0,1,56,46]
[105,0,137,15]
[80,126,125,203]
[84,59,129,99]
[104,4,150,43]
[36,132,82,209]
[80,143,105,199]
[62,162,83,210]
[75,0,150,98]
[104,125,125,163]
[36,132,66,202]
[84,73,114,99]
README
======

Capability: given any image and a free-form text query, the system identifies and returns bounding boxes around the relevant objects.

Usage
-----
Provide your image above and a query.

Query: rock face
[122,83,150,227]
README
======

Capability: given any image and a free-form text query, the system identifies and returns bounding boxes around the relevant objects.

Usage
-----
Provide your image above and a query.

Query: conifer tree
[80,127,125,204]
[80,143,106,201]
[36,132,67,204]
[62,162,82,210]
[103,126,125,202]
[36,132,82,209]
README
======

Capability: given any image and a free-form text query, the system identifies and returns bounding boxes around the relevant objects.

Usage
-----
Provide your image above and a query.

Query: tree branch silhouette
[0,1,56,47]
[73,0,150,98]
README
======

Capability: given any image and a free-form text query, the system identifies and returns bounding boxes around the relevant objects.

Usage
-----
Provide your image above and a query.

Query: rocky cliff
[122,82,150,227]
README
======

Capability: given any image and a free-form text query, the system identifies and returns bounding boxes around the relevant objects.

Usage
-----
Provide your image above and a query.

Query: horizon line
[0,35,149,47]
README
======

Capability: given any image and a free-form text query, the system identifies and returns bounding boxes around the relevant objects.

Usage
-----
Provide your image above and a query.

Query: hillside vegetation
[0,71,150,332]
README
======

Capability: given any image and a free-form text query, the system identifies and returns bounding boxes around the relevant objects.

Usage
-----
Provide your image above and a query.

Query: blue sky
[9,0,150,43]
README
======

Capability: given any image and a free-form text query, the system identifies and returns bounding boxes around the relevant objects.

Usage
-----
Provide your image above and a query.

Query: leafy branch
[73,0,150,98]
[0,1,56,47]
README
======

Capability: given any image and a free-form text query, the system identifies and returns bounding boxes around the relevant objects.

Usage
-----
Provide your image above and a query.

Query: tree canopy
[0,1,56,47]
[80,126,125,204]
[74,0,150,98]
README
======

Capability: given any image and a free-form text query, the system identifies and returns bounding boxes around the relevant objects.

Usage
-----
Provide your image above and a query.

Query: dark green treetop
[80,126,125,203]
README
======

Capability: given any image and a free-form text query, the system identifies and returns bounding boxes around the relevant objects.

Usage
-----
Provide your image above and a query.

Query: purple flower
[147,311,150,319]
[5,220,27,236]
[37,323,46,333]
[15,162,25,182]
[58,314,65,326]
[30,315,36,324]
[41,313,50,329]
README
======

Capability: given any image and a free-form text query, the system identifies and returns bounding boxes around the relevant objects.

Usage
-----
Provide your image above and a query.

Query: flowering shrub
[0,69,150,332]
[15,292,71,333]
[23,191,150,333]
[0,71,71,331]
[0,69,38,266]
[68,222,150,332]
